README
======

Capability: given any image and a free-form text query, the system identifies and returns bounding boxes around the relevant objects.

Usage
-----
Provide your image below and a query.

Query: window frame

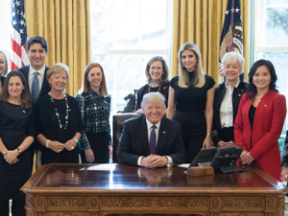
[90,0,172,115]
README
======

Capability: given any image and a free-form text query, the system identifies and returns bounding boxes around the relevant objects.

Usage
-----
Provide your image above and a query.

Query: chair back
[112,113,139,162]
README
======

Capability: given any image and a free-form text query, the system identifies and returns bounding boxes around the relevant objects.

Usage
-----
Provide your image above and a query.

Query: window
[90,0,171,115]
[254,0,288,153]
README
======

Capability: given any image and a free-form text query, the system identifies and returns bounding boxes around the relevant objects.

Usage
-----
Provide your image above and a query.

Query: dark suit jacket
[1,76,5,85]
[117,115,186,166]
[18,65,50,154]
[212,82,247,145]
[234,90,286,181]
[18,65,50,99]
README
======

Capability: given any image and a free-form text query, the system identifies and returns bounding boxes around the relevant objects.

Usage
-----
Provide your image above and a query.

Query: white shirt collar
[146,118,161,130]
[29,65,45,76]
[225,80,240,89]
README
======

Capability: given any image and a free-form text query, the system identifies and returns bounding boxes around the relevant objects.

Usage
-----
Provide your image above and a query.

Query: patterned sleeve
[75,93,91,150]
[104,95,112,143]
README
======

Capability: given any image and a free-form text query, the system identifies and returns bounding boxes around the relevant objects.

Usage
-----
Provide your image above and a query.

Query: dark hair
[145,56,169,85]
[0,71,32,108]
[27,36,48,53]
[247,59,278,99]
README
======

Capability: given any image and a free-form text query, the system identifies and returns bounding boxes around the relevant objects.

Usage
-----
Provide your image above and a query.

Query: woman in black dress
[35,63,82,164]
[212,51,247,147]
[135,56,169,113]
[76,62,112,163]
[0,71,34,216]
[167,42,215,163]
[0,51,8,93]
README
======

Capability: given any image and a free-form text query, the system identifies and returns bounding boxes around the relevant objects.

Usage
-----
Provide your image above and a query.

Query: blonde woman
[212,51,247,147]
[167,42,215,163]
[35,63,82,164]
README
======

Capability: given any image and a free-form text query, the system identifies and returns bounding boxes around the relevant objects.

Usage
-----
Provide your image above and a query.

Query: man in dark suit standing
[118,92,186,168]
[18,36,50,103]
[18,36,51,170]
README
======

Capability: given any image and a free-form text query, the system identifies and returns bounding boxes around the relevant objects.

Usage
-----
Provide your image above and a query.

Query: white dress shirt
[146,119,161,146]
[28,65,46,93]
[220,81,239,128]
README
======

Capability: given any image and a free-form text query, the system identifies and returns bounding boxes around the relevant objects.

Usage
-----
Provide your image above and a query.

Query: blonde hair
[47,63,69,80]
[221,51,245,74]
[0,51,8,75]
[80,62,108,96]
[177,42,205,88]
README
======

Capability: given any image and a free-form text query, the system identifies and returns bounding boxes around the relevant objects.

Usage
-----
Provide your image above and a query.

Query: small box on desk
[186,166,214,177]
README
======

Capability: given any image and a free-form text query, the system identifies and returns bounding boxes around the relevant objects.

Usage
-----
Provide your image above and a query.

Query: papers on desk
[177,163,190,168]
[80,164,116,171]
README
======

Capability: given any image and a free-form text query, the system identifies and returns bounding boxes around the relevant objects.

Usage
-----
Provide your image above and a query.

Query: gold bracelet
[206,133,211,137]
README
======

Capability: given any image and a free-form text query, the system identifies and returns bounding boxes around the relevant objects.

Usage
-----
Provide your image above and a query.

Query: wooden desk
[21,164,285,216]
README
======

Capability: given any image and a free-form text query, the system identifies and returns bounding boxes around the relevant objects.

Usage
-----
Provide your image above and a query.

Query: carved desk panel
[21,164,285,216]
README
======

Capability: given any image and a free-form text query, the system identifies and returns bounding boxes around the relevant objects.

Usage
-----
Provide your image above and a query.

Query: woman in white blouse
[212,52,247,147]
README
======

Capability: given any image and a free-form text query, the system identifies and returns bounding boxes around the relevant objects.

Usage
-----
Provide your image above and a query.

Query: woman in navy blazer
[0,51,8,92]
[212,51,247,147]
[234,59,286,181]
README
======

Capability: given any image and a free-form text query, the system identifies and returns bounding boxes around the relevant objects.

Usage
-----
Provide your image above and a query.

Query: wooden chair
[112,113,139,163]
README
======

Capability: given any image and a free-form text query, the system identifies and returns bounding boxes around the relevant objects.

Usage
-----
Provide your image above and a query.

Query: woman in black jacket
[35,63,82,164]
[212,51,247,147]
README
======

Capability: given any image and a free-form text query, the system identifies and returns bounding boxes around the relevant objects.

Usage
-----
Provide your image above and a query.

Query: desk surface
[21,164,286,216]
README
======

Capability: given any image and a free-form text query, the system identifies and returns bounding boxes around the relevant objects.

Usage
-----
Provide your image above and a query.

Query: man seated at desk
[117,92,186,168]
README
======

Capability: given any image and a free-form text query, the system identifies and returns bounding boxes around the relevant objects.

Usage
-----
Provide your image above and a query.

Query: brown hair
[1,71,32,108]
[80,62,108,95]
[145,56,169,85]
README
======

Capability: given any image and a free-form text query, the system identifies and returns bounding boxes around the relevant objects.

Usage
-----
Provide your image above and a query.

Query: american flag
[219,0,244,83]
[10,0,29,70]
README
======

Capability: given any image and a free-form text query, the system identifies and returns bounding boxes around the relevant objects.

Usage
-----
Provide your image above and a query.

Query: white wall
[0,0,12,71]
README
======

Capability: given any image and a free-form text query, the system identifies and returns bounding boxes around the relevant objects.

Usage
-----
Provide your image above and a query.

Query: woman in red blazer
[234,59,286,181]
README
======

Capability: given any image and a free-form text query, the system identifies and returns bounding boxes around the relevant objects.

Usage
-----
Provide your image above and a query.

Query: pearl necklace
[49,93,70,130]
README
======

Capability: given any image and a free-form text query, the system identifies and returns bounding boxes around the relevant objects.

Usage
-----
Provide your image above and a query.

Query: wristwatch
[17,147,22,154]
